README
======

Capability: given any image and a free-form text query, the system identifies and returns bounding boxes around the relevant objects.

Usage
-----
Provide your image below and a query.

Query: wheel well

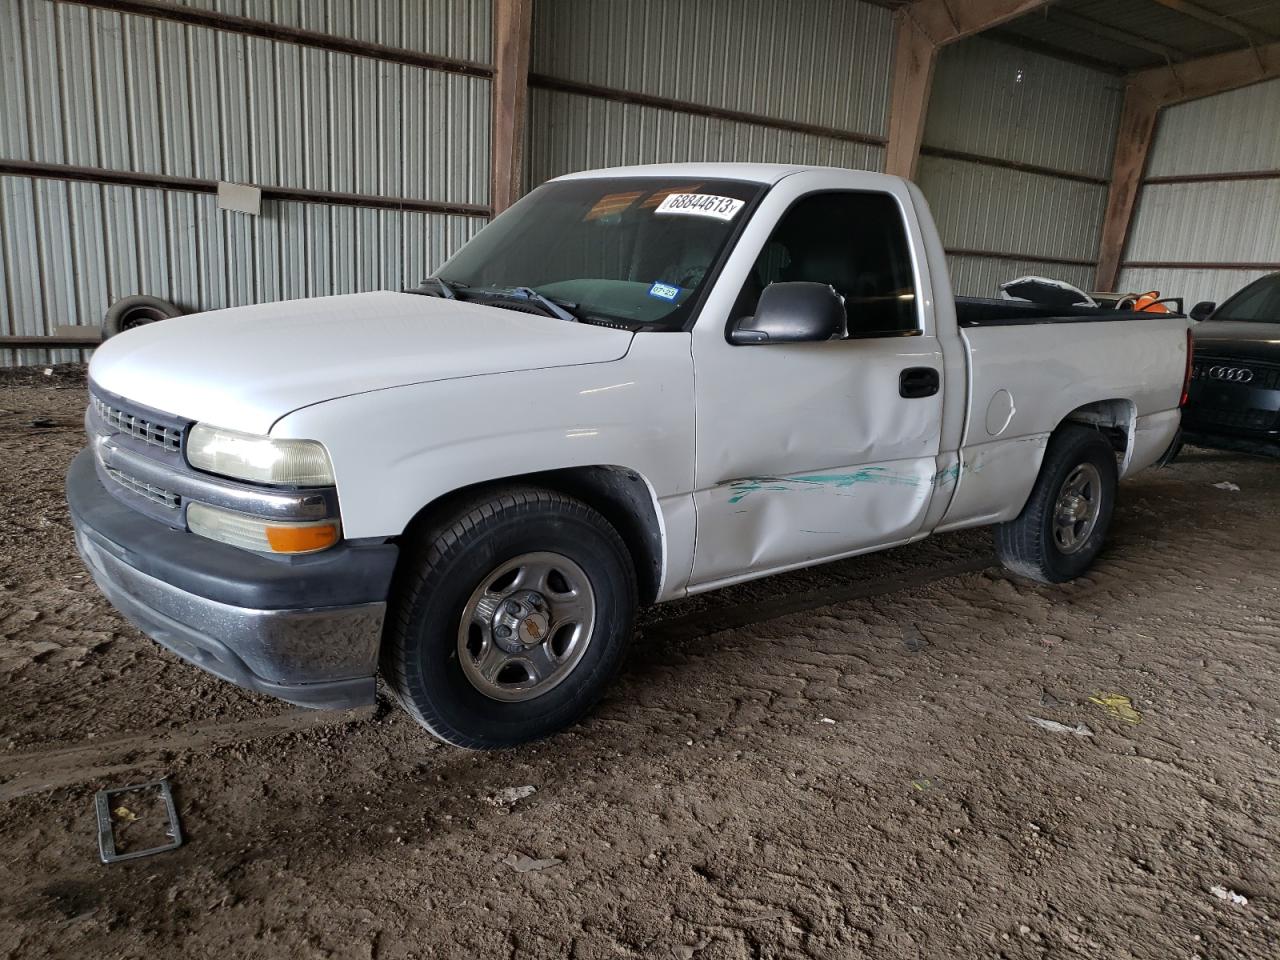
[1061,399,1134,459]
[398,466,664,605]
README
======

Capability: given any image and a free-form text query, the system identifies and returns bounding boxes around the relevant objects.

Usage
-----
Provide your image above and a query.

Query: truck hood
[1192,321,1280,364]
[89,292,635,434]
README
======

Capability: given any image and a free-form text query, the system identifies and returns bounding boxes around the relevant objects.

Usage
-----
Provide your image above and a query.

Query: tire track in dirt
[0,707,373,801]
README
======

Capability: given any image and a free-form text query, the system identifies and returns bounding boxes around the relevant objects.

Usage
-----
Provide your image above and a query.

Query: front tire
[381,487,637,748]
[995,424,1118,584]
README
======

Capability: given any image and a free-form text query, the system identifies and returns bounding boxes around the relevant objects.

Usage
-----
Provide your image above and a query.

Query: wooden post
[1094,86,1159,292]
[883,1,1051,180]
[491,0,533,215]
[885,15,936,180]
[1095,41,1280,290]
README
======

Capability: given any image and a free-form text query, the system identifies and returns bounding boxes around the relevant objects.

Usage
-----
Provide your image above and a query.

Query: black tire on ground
[994,424,1119,584]
[102,295,184,339]
[381,487,638,748]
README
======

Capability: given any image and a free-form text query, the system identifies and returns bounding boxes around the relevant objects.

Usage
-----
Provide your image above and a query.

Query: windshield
[1213,273,1280,323]
[436,177,766,330]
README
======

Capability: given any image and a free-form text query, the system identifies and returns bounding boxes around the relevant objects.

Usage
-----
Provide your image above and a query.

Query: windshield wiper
[470,286,581,323]
[410,276,465,300]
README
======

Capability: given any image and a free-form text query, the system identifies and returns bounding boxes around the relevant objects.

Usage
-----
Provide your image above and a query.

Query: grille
[1192,361,1280,390]
[105,466,181,510]
[92,395,183,451]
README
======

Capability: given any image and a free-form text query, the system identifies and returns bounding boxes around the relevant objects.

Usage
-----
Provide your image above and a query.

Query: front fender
[271,335,697,591]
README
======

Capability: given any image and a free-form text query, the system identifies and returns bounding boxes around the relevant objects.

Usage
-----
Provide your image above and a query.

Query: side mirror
[728,282,845,345]
[1189,300,1216,322]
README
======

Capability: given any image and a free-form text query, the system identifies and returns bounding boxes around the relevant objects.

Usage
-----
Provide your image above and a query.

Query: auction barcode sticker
[654,193,745,221]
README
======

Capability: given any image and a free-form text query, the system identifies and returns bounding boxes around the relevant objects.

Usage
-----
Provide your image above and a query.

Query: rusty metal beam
[58,0,492,79]
[528,75,887,148]
[0,160,491,218]
[885,0,1051,179]
[946,247,1098,268]
[919,145,1110,186]
[491,0,533,214]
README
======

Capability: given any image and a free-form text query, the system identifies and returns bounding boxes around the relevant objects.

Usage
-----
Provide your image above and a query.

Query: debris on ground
[1209,885,1249,906]
[1026,716,1094,738]
[94,779,183,865]
[1213,481,1241,491]
[488,785,537,806]
[911,778,934,791]
[902,624,930,652]
[817,716,836,724]
[502,853,563,873]
[29,418,56,428]
[1088,692,1142,723]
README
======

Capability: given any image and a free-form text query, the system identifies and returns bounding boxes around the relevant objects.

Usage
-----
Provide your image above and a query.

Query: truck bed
[955,297,1182,328]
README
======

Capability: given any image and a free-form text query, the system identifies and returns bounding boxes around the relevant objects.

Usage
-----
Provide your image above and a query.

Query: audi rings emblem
[1208,365,1254,383]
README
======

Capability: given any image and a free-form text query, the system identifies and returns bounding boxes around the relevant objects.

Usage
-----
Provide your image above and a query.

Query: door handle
[899,367,940,399]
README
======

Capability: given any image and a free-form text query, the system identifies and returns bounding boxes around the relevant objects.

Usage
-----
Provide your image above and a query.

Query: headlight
[186,424,334,486]
[187,502,340,554]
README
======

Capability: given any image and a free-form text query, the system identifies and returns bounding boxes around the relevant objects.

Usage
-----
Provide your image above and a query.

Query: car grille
[105,466,181,510]
[1191,360,1280,390]
[92,395,183,451]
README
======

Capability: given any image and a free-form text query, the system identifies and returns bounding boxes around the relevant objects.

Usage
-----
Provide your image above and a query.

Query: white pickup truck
[69,163,1191,747]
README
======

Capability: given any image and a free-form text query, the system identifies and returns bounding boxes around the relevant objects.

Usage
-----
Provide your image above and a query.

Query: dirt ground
[1,369,1277,959]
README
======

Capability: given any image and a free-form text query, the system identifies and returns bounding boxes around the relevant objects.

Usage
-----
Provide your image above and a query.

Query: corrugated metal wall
[525,0,892,189]
[0,0,491,365]
[526,89,883,185]
[173,0,492,62]
[1118,77,1280,308]
[916,36,1123,298]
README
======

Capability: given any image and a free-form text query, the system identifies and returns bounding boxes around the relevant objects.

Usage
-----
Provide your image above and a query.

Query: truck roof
[552,161,899,187]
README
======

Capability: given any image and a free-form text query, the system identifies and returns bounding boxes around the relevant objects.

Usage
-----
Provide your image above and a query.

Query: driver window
[738,191,920,337]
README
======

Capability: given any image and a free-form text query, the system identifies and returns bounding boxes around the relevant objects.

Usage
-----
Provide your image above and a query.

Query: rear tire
[995,424,1118,584]
[381,487,637,748]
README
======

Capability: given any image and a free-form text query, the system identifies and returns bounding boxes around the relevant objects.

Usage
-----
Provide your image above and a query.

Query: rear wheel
[381,488,637,748]
[995,424,1118,583]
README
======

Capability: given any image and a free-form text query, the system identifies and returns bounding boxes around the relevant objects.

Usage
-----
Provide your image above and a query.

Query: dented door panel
[687,170,949,587]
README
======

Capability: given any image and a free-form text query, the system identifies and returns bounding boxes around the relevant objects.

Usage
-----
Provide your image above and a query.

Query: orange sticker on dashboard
[584,191,643,221]
[639,184,703,209]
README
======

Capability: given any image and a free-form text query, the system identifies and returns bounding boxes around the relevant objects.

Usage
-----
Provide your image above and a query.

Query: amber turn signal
[265,522,340,554]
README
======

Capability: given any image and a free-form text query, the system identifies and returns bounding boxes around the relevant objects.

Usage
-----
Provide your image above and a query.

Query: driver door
[688,181,945,588]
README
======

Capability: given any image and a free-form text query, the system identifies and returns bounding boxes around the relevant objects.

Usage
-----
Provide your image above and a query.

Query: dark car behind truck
[1183,273,1280,456]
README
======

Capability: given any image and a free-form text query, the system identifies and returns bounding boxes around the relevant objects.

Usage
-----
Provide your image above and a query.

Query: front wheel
[381,488,637,748]
[995,424,1118,584]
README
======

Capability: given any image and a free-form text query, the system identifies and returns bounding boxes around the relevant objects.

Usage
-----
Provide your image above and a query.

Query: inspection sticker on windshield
[654,193,744,221]
[648,282,681,301]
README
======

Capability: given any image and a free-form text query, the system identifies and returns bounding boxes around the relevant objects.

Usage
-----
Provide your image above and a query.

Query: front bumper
[67,449,398,709]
